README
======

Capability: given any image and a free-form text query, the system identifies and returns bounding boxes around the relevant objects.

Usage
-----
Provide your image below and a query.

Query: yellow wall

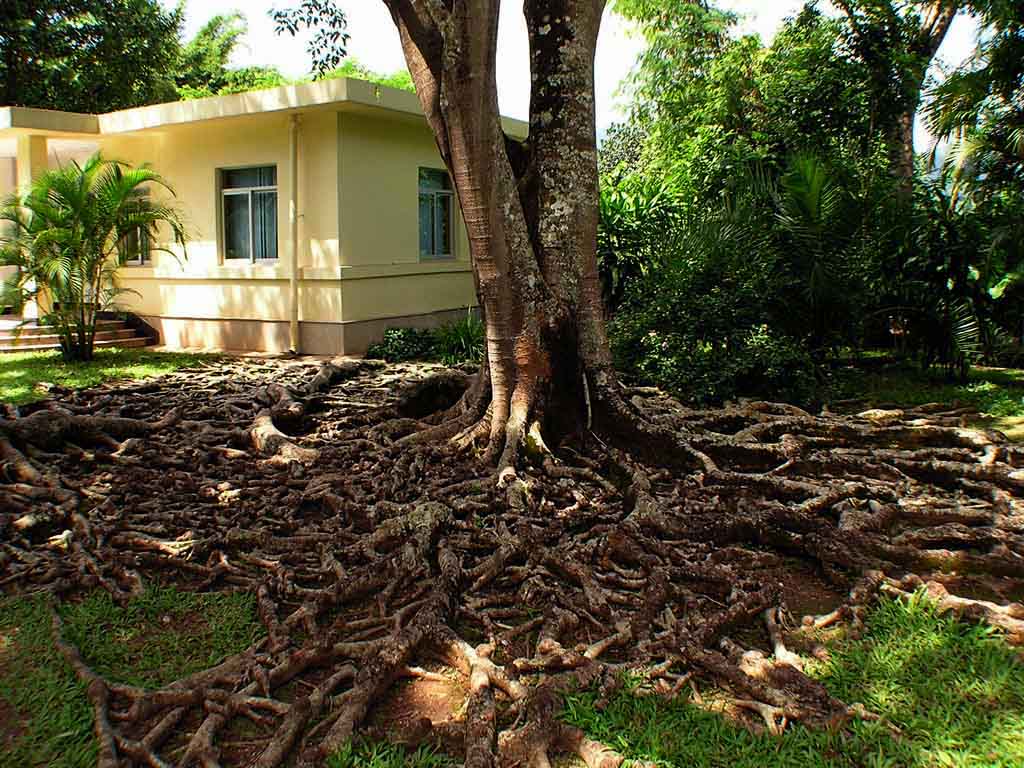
[0,157,14,198]
[51,103,478,350]
[338,112,471,269]
[102,110,341,324]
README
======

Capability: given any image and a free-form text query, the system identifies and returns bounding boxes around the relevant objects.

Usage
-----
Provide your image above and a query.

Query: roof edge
[0,106,99,136]
[0,78,529,140]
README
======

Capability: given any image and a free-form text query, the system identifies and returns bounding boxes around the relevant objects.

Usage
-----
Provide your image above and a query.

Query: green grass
[327,740,456,768]
[60,587,263,690]
[563,594,1024,768]
[834,364,1024,438]
[0,587,262,768]
[3,594,1020,768]
[0,347,215,405]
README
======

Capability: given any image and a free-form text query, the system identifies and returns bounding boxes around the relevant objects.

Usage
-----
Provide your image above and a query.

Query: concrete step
[2,319,127,338]
[0,328,139,347]
[0,335,151,354]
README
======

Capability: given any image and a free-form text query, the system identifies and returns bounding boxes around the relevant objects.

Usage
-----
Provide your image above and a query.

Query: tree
[322,57,415,92]
[0,0,183,113]
[177,13,287,99]
[926,0,1024,198]
[271,0,351,78]
[0,154,186,361]
[834,0,962,197]
[370,0,636,480]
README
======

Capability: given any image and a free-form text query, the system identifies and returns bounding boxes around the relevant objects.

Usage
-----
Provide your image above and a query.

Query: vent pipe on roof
[288,114,301,354]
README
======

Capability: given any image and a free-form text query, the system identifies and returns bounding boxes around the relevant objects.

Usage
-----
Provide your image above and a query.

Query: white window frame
[418,168,455,260]
[220,166,279,263]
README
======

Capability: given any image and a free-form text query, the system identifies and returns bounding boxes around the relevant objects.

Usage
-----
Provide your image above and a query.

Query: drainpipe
[289,114,302,354]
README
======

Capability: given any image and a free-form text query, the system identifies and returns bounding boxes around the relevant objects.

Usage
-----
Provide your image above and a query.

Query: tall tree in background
[177,12,287,98]
[0,0,182,113]
[926,0,1024,196]
[272,0,351,78]
[835,0,961,197]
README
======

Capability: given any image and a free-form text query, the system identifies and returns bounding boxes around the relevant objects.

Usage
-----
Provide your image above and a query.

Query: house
[0,78,526,354]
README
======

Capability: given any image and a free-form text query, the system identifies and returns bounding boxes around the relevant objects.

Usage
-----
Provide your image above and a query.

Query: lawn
[833,364,1024,439]
[0,348,217,406]
[0,588,263,768]
[563,595,1024,768]
[2,591,1021,768]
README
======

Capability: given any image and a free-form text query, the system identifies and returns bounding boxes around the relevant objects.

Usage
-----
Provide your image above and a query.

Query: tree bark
[383,0,612,476]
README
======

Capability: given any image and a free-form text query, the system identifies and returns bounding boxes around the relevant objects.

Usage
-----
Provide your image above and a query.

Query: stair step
[0,328,139,346]
[3,319,127,338]
[0,336,151,353]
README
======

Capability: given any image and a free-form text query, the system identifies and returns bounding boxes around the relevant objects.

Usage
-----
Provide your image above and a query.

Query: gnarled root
[9,359,1024,767]
[883,576,1024,644]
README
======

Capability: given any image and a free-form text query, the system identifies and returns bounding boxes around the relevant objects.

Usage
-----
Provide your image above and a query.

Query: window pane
[124,227,151,263]
[419,192,435,256]
[253,190,278,260]
[435,194,452,256]
[224,193,251,260]
[418,168,451,191]
[223,166,276,189]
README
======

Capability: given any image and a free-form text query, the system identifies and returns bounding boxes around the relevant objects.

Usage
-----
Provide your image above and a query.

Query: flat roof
[0,77,529,140]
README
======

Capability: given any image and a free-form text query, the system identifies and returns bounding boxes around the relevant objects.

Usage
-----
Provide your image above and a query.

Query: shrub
[433,314,484,366]
[366,327,437,363]
[609,222,821,406]
[366,315,484,366]
[0,153,186,361]
[619,323,819,406]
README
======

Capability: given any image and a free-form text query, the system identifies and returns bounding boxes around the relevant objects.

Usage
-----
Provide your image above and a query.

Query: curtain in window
[224,193,251,260]
[253,191,278,260]
[419,193,435,257]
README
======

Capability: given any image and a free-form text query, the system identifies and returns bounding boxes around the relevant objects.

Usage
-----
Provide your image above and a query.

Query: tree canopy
[0,0,182,113]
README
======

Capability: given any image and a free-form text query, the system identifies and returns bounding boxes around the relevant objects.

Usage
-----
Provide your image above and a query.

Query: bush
[619,323,819,406]
[609,225,822,406]
[366,315,484,366]
[366,327,437,363]
[433,314,484,366]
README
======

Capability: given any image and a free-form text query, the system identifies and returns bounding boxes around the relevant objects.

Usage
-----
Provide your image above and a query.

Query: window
[221,165,278,262]
[418,168,453,259]
[120,189,151,265]
[121,226,151,266]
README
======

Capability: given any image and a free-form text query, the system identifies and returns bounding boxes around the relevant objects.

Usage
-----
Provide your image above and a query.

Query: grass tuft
[0,347,216,405]
[562,594,1024,768]
[327,739,456,768]
[0,586,262,768]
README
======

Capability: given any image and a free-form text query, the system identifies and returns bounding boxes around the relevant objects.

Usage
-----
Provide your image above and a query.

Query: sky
[167,1,980,147]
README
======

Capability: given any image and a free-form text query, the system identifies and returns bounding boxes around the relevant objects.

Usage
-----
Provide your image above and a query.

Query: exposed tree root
[3,359,1024,766]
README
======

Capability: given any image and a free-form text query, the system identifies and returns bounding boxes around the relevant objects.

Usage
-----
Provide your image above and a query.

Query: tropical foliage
[0,1,403,112]
[0,0,183,113]
[601,0,1024,405]
[0,154,186,362]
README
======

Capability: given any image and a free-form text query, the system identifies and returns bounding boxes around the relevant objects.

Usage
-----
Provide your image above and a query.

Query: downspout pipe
[289,114,301,354]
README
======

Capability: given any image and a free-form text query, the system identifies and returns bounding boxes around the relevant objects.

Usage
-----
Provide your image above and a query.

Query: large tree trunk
[383,0,614,477]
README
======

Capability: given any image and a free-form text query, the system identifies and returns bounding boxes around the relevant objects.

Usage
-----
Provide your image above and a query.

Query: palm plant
[597,171,685,311]
[0,153,186,361]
